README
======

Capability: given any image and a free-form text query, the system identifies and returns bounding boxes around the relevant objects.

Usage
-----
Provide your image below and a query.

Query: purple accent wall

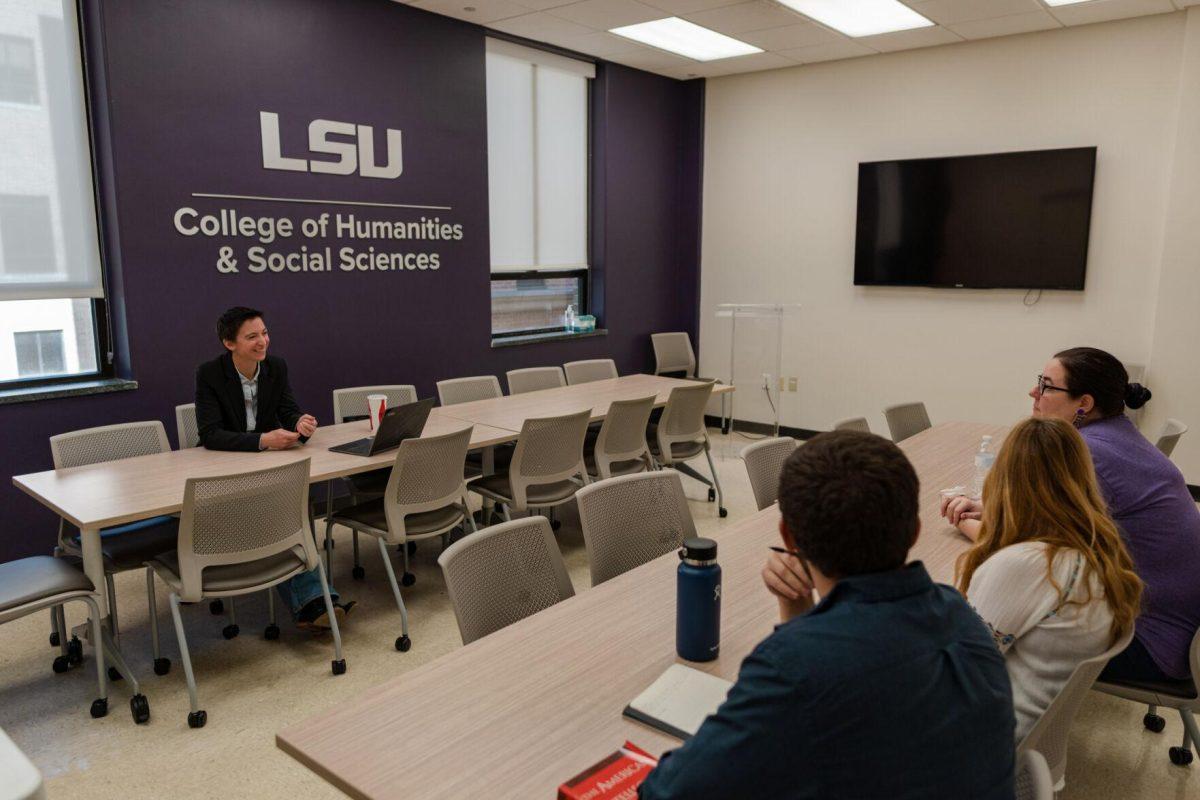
[0,0,703,560]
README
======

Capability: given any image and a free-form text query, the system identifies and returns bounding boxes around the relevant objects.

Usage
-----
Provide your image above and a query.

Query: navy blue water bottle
[677,537,721,662]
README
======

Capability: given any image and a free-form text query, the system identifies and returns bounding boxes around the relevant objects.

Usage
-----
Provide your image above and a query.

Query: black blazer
[195,353,306,451]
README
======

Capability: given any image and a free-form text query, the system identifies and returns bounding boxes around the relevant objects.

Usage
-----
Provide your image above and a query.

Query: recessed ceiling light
[775,0,934,38]
[610,17,763,62]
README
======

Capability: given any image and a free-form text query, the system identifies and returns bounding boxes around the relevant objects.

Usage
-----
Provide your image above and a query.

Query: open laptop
[328,397,435,456]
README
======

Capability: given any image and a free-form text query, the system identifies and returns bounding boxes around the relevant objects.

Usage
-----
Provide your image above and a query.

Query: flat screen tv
[854,147,1096,290]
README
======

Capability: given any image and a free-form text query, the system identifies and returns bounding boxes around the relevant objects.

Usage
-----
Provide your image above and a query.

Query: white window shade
[0,1,105,302]
[486,39,591,274]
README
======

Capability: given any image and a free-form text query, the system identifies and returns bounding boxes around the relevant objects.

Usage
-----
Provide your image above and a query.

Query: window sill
[491,329,608,348]
[0,377,138,405]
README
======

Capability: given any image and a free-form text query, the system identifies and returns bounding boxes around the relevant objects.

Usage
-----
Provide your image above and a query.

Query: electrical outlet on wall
[778,377,785,392]
[787,377,798,392]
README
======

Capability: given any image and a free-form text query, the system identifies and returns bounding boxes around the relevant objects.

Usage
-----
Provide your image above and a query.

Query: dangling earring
[1073,408,1086,427]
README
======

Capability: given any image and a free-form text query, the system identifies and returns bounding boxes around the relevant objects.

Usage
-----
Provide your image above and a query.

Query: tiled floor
[0,431,1194,798]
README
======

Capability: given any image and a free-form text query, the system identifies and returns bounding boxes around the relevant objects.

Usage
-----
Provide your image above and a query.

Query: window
[0,34,37,105]
[485,39,593,336]
[0,2,110,390]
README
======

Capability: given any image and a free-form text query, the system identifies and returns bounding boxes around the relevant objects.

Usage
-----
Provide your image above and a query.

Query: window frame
[0,298,111,390]
[489,268,590,339]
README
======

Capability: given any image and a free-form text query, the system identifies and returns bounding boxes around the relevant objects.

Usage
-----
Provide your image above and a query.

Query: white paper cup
[367,394,387,431]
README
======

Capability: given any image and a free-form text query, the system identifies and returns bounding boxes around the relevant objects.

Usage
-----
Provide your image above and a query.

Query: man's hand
[761,551,815,622]
[941,495,982,526]
[295,414,318,438]
[260,429,301,450]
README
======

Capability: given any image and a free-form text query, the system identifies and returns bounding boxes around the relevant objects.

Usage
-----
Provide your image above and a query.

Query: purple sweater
[1081,414,1200,679]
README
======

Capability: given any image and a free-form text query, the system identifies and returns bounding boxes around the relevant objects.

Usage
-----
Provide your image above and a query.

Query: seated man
[196,306,353,629]
[639,430,1015,800]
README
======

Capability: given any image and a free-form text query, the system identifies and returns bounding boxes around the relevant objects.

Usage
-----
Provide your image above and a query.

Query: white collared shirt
[239,362,260,431]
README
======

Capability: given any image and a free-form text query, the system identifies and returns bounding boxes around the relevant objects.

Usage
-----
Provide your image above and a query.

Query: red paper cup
[367,394,387,431]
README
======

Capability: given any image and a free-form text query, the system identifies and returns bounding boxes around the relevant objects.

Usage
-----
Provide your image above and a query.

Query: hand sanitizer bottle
[970,435,995,499]
[564,304,576,332]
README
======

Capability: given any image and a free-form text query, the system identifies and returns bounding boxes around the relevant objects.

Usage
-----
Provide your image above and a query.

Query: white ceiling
[396,0,1197,79]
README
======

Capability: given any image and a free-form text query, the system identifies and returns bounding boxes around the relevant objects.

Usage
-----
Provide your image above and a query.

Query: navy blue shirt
[639,563,1015,800]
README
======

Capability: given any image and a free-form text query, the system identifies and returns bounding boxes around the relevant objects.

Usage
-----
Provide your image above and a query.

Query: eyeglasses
[1035,374,1070,397]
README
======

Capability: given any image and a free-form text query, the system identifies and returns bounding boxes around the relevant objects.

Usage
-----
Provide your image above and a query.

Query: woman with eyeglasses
[954,417,1142,741]
[945,347,1200,687]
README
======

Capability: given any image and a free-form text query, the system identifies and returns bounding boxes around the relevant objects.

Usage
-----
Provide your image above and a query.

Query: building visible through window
[0,34,38,105]
[14,329,65,376]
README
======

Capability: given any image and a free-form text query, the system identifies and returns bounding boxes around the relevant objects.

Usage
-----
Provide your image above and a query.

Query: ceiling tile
[612,48,700,71]
[860,23,963,52]
[412,0,530,23]
[948,9,1062,39]
[738,20,841,49]
[678,50,800,76]
[641,0,747,14]
[775,39,877,63]
[547,0,667,29]
[516,0,583,9]
[487,11,600,38]
[1047,0,1176,27]
[683,1,806,34]
[911,0,1042,26]
[551,30,659,56]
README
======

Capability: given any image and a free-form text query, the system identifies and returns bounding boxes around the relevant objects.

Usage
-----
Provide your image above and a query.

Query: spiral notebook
[622,664,733,741]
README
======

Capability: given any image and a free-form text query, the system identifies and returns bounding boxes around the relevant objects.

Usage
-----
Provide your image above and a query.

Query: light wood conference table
[276,421,1006,800]
[11,409,513,620]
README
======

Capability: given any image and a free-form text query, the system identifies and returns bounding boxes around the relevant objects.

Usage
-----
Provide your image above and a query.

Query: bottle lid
[680,537,717,562]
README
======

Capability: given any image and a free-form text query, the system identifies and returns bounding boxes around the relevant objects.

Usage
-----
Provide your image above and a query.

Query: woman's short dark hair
[216,307,263,344]
[777,430,919,579]
[1054,347,1151,418]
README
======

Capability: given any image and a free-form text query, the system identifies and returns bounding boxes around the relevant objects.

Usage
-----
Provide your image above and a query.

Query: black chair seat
[333,499,464,536]
[1099,675,1198,700]
[69,516,180,571]
[471,473,579,505]
[152,549,306,593]
[0,556,94,612]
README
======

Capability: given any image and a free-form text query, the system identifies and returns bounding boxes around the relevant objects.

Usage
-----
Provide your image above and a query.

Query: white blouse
[966,541,1115,742]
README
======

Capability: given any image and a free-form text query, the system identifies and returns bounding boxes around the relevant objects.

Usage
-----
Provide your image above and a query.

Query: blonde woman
[953,417,1143,741]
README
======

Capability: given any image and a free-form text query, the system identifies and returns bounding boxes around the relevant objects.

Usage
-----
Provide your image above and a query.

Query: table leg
[79,525,108,619]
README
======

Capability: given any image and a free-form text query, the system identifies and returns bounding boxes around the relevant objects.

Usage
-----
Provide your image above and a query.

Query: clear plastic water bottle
[676,537,721,662]
[970,435,995,499]
[564,304,576,332]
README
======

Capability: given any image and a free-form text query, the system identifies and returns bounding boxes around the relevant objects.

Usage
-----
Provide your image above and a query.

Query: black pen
[769,546,805,559]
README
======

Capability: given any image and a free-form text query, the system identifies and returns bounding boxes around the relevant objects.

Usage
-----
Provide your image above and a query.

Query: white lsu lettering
[259,111,403,179]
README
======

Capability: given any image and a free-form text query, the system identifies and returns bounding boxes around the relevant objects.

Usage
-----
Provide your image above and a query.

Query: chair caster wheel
[1144,713,1166,733]
[1169,746,1193,766]
[222,624,239,640]
[187,710,207,729]
[209,599,224,615]
[53,656,71,674]
[332,659,347,675]
[90,698,108,718]
[401,572,416,587]
[108,666,123,682]
[719,507,728,518]
[550,520,562,532]
[130,693,150,724]
[395,635,411,652]
[153,657,171,676]
[352,565,365,581]
[67,636,83,665]
[50,630,60,647]
[264,624,280,641]
[406,541,417,556]
[707,488,716,502]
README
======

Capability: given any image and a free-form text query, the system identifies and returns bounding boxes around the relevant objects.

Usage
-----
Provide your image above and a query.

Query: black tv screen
[854,147,1096,290]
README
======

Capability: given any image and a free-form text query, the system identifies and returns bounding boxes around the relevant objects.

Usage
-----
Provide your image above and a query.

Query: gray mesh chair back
[1018,630,1134,788]
[563,359,618,386]
[1014,750,1054,800]
[437,375,502,406]
[655,381,715,464]
[576,471,695,585]
[506,367,566,395]
[592,395,655,479]
[741,437,798,511]
[174,459,317,602]
[508,409,591,510]
[438,516,574,645]
[651,332,696,377]
[332,385,417,422]
[1155,418,1188,459]
[833,416,870,433]
[50,421,171,469]
[381,427,473,542]
[176,404,200,449]
[883,402,932,443]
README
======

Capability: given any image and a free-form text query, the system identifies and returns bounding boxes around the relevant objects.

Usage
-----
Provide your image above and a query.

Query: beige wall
[698,11,1200,482]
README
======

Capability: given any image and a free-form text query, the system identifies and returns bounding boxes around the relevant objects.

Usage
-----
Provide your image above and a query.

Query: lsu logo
[259,111,403,179]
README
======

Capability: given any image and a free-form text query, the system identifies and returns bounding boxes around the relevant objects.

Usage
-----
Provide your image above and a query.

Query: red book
[558,742,659,800]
